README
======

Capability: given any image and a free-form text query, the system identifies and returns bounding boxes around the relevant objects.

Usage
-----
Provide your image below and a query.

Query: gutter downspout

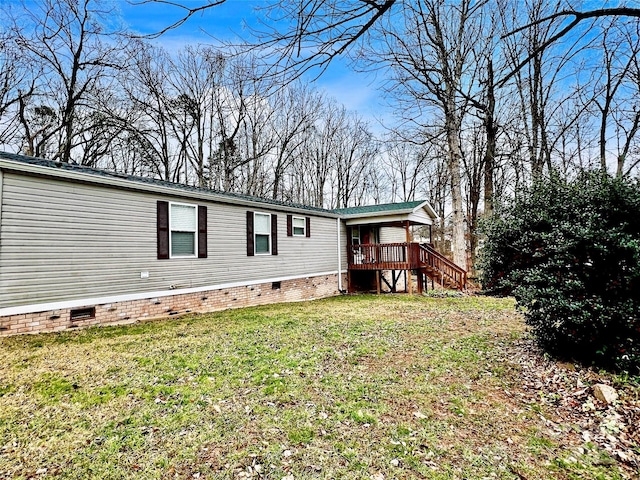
[336,217,344,293]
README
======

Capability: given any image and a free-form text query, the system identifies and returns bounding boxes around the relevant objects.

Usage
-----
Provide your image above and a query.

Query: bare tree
[586,19,640,177]
[208,55,270,192]
[501,6,640,84]
[461,123,486,272]
[234,61,280,197]
[7,0,127,163]
[0,31,37,147]
[500,0,593,181]
[421,140,450,249]
[617,46,640,177]
[121,42,181,180]
[135,0,227,38]
[381,140,431,202]
[269,84,322,200]
[165,46,231,186]
[480,56,498,217]
[368,0,488,268]
[141,1,640,80]
[334,115,378,208]
[301,102,344,208]
[279,98,378,208]
[244,0,397,79]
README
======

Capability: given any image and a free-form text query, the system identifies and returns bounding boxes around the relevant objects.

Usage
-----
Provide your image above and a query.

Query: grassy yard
[0,295,636,479]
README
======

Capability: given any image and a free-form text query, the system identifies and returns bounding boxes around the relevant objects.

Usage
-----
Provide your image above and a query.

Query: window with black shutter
[157,201,207,259]
[248,211,278,256]
[157,201,169,259]
[198,205,207,258]
[287,215,310,237]
[246,210,255,256]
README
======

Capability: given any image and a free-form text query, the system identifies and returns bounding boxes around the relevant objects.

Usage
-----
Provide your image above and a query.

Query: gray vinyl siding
[0,172,339,308]
[380,226,406,244]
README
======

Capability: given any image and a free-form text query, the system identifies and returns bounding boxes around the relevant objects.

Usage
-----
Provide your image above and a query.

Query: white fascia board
[407,211,434,226]
[345,213,409,225]
[413,200,440,221]
[0,159,339,219]
[341,203,439,224]
[0,270,340,317]
[345,212,433,226]
[341,209,414,220]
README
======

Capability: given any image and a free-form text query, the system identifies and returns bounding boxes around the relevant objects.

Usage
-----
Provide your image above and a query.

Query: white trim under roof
[344,201,438,226]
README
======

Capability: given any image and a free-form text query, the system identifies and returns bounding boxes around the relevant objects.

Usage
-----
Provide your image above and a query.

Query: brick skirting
[0,274,344,336]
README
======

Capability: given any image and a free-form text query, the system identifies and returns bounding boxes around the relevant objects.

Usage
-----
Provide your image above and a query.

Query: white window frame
[292,216,306,236]
[254,212,271,255]
[169,201,198,258]
[351,226,361,245]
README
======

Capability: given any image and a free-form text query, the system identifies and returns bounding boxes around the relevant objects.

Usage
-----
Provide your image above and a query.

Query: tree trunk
[483,58,496,217]
[446,110,467,270]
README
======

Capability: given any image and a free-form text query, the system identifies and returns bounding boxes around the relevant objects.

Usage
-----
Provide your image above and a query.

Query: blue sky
[119,0,386,128]
[120,0,254,43]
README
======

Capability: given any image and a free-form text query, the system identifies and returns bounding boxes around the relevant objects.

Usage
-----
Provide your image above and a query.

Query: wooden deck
[348,242,417,270]
[347,242,467,291]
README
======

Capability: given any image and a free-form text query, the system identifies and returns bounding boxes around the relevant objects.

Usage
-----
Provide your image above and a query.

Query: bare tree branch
[128,0,227,38]
[247,0,397,81]
[132,0,396,80]
[499,7,640,87]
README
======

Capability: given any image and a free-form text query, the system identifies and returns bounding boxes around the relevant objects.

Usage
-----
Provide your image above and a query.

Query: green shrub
[480,172,640,374]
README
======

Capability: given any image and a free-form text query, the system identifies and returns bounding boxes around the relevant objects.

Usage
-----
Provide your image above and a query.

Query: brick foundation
[0,274,344,336]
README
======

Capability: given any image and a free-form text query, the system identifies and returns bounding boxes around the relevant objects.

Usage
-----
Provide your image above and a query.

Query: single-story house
[0,151,465,336]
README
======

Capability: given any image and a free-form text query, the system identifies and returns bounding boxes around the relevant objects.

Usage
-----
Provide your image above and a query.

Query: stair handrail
[419,243,467,290]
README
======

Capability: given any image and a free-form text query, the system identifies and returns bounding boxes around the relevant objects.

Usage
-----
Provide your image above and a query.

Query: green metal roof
[333,200,427,216]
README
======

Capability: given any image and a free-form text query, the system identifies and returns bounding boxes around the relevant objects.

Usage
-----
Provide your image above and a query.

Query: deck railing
[347,242,467,290]
[347,242,413,270]
[418,243,467,290]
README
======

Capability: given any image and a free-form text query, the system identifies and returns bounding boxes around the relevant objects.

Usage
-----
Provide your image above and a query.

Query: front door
[361,227,377,244]
[349,226,378,264]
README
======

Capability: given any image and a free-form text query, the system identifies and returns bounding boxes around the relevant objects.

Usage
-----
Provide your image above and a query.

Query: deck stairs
[417,243,467,291]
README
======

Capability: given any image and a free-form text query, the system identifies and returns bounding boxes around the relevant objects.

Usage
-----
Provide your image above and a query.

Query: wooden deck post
[376,270,381,295]
[405,221,413,294]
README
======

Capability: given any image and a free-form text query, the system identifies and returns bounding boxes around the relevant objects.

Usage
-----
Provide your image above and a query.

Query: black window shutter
[287,214,292,236]
[271,214,278,255]
[198,205,207,258]
[306,217,311,237]
[157,201,169,259]
[246,211,254,256]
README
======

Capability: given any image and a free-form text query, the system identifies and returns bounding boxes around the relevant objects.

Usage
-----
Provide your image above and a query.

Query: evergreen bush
[480,172,640,374]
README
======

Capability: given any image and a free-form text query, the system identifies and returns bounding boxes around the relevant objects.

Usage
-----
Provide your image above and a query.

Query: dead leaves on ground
[507,338,639,477]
